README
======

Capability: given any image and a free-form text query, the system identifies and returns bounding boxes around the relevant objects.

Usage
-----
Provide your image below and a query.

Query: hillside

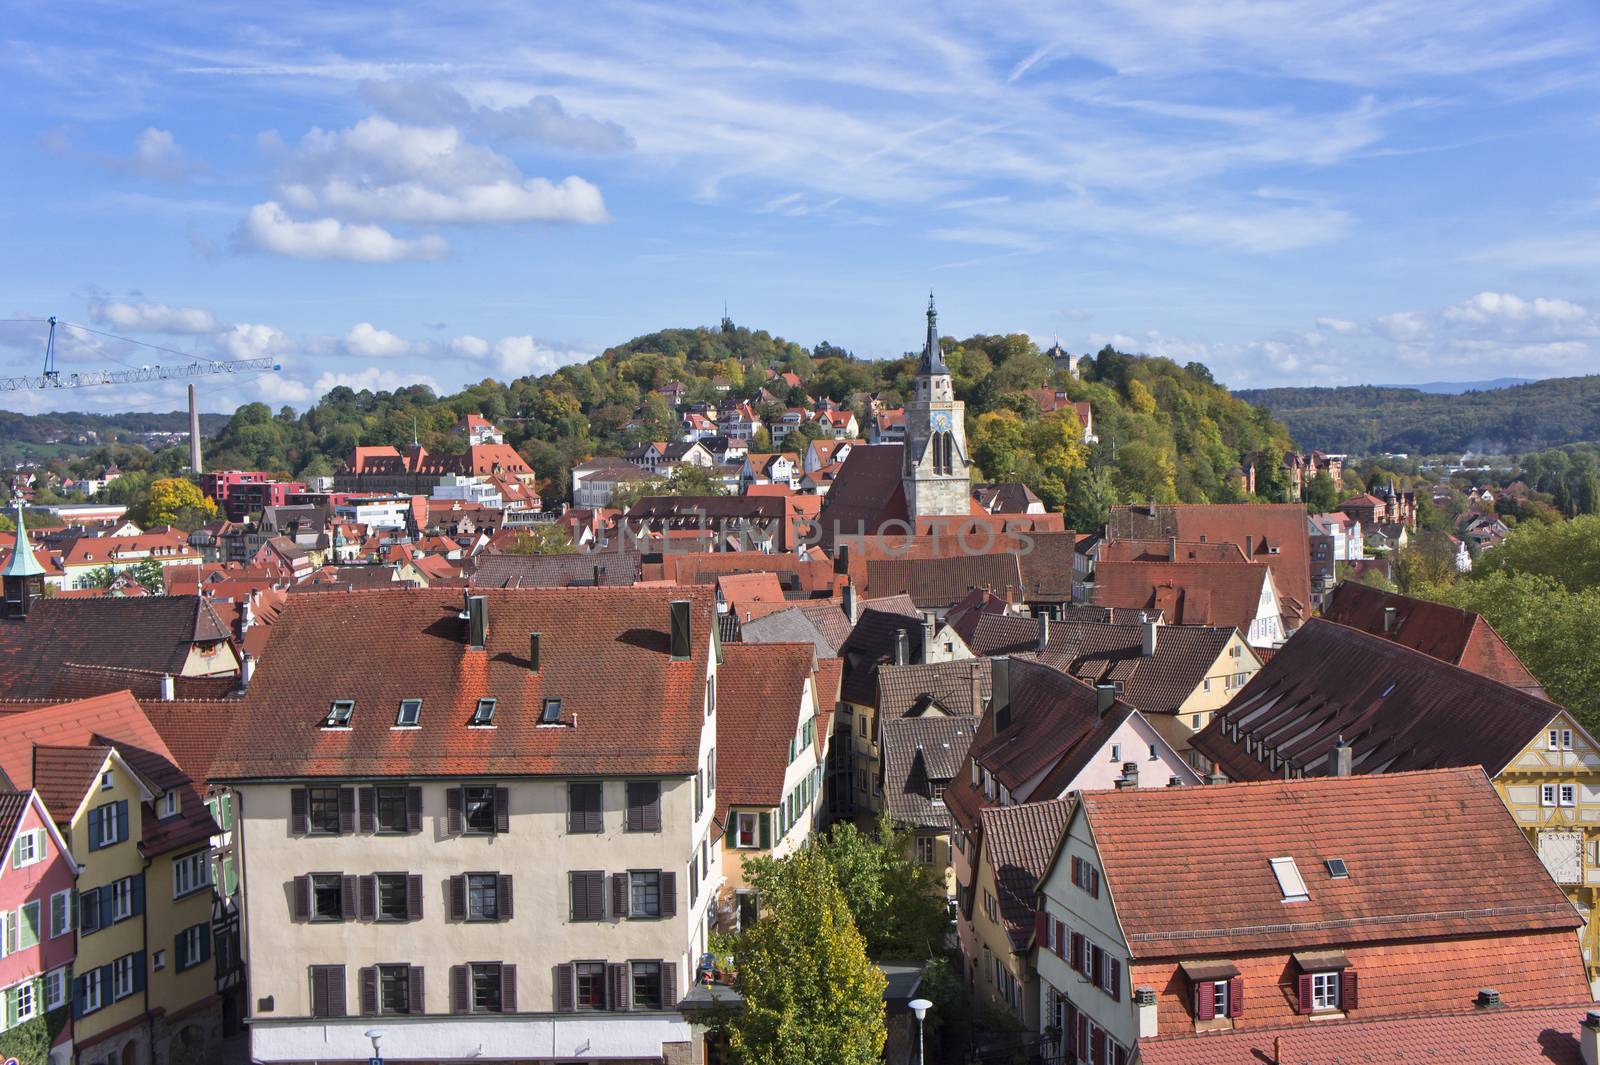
[1236,376,1600,455]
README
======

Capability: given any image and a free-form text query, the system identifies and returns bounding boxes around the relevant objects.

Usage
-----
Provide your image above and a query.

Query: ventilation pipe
[465,595,488,650]
[893,630,909,667]
[159,674,175,701]
[1383,606,1397,633]
[842,581,858,625]
[1167,535,1177,562]
[1095,683,1115,716]
[238,654,255,692]
[1332,735,1352,777]
[1142,619,1158,657]
[1580,1010,1600,1065]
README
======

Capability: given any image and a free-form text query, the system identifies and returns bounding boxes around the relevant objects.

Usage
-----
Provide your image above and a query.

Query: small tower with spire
[2,495,45,619]
[902,292,969,521]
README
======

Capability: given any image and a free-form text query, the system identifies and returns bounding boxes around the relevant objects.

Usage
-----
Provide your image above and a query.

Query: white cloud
[238,201,448,262]
[107,128,198,181]
[447,334,491,358]
[89,299,219,334]
[342,321,412,358]
[1443,291,1590,327]
[311,367,440,394]
[283,173,607,225]
[255,372,313,404]
[218,322,288,359]
[358,79,633,153]
[1375,310,1431,342]
[1315,317,1358,334]
[448,332,593,378]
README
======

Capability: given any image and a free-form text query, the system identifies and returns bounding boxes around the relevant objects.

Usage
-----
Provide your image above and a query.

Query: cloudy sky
[3,0,1599,413]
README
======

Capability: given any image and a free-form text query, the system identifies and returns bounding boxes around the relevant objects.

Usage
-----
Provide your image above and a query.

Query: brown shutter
[451,965,468,1013]
[1090,1027,1104,1061]
[626,785,643,832]
[406,787,423,832]
[1195,979,1215,1020]
[1090,866,1100,898]
[612,873,628,919]
[291,876,309,921]
[588,872,604,920]
[408,966,425,1014]
[610,962,630,1011]
[327,965,347,1017]
[660,870,677,917]
[312,966,330,1018]
[1033,909,1048,947]
[1297,973,1314,1014]
[500,964,517,1013]
[359,787,376,833]
[290,789,308,835]
[555,963,574,1012]
[338,788,357,835]
[1340,969,1357,1010]
[498,874,513,920]
[1229,975,1244,1017]
[360,966,378,1016]
[1109,958,1121,1002]
[446,788,463,834]
[1070,932,1084,974]
[494,787,510,833]
[449,875,466,921]
[661,962,677,1009]
[340,875,358,920]
[359,875,376,921]
[645,783,660,830]
[407,874,423,920]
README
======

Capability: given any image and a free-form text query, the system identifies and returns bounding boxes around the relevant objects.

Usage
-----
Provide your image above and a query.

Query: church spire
[2,495,43,579]
[921,291,948,375]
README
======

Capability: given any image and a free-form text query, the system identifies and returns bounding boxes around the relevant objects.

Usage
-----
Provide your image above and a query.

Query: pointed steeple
[2,495,43,579]
[921,291,948,375]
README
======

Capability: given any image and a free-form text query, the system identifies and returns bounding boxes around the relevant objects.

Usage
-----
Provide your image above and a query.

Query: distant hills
[1374,378,1536,395]
[1236,376,1600,455]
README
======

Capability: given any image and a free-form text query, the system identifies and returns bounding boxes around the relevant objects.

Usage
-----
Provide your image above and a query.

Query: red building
[0,789,78,1062]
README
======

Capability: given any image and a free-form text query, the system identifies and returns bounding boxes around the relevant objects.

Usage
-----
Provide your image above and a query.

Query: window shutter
[133,950,147,993]
[116,801,129,842]
[339,788,356,835]
[312,967,330,1019]
[406,787,423,832]
[81,889,100,934]
[587,872,604,921]
[1065,1003,1078,1054]
[340,875,358,920]
[498,875,513,920]
[360,967,378,1016]
[611,962,631,1011]
[660,870,677,917]
[662,962,677,1008]
[449,875,466,922]
[326,965,347,1017]
[359,787,376,833]
[290,788,308,835]
[1297,973,1314,1014]
[359,876,376,921]
[87,807,103,851]
[555,963,574,1012]
[446,788,463,834]
[1340,969,1357,1010]
[408,967,425,1014]
[1071,855,1080,885]
[174,929,186,970]
[1109,958,1121,1001]
[199,924,211,962]
[758,812,771,849]
[1090,945,1102,985]
[1196,980,1215,1020]
[1091,1027,1104,1062]
[612,873,629,919]
[626,785,643,832]
[494,787,510,833]
[1229,975,1244,1017]
[450,965,468,1014]
[1033,909,1048,947]
[1071,933,1084,974]
[644,783,661,831]
[1090,866,1100,898]
[291,876,309,922]
[500,964,517,1013]
[407,874,423,920]
[131,874,144,915]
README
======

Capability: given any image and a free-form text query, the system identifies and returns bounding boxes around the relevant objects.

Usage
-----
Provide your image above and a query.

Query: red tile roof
[1079,767,1579,960]
[866,553,1025,610]
[713,643,817,820]
[1098,538,1246,563]
[1093,560,1272,631]
[31,745,112,823]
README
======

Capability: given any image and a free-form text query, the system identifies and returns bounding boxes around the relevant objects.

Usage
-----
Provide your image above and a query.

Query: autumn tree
[501,524,577,555]
[141,477,217,529]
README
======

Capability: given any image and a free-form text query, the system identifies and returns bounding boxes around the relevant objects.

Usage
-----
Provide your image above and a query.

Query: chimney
[1167,535,1177,562]
[923,612,937,661]
[1142,618,1158,657]
[1095,683,1115,716]
[842,581,858,624]
[1117,761,1139,789]
[1167,776,1183,787]
[1581,1010,1600,1065]
[159,674,175,702]
[669,600,692,659]
[1135,987,1158,1039]
[1036,613,1050,652]
[834,543,850,576]
[970,661,983,716]
[1383,605,1397,633]
[1208,769,1229,785]
[241,597,254,633]
[529,633,541,673]
[992,656,1011,731]
[893,629,909,667]
[238,653,255,691]
[1332,735,1352,777]
[1245,534,1255,557]
[465,594,488,650]
[1475,989,1502,1010]
[593,565,602,587]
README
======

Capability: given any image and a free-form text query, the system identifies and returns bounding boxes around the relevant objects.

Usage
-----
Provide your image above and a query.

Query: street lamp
[363,1028,383,1064]
[908,997,933,1065]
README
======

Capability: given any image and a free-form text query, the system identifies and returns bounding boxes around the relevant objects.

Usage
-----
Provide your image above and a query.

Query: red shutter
[1109,958,1121,1001]
[359,787,376,833]
[339,788,357,835]
[451,965,468,1013]
[1297,973,1314,1014]
[612,873,629,919]
[1055,919,1066,956]
[660,870,677,917]
[290,789,308,835]
[500,964,517,1013]
[408,966,425,1014]
[555,963,574,1012]
[494,787,510,833]
[498,874,513,919]
[1033,909,1048,947]
[360,966,377,1016]
[1340,969,1357,1010]
[1071,855,1081,887]
[1196,980,1215,1021]
[1065,1003,1078,1054]
[407,874,423,920]
[1091,1027,1104,1061]
[449,875,466,921]
[662,962,677,1008]
[291,876,309,921]
[406,786,423,832]
[1229,975,1244,1017]
[1090,866,1100,898]
[358,875,376,921]
[1090,945,1102,985]
[340,875,358,920]
[1071,933,1085,974]
[446,788,463,834]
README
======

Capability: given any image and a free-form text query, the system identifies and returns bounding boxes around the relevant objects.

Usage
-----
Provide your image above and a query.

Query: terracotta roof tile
[713,643,816,819]
[31,745,111,823]
[867,553,1024,610]
[0,790,29,850]
[980,798,1073,949]
[1093,560,1273,631]
[882,716,977,830]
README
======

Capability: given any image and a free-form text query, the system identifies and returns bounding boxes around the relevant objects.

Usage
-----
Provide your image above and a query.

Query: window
[569,871,605,921]
[1311,971,1339,1010]
[1565,729,1576,750]
[375,786,410,833]
[310,965,345,1018]
[1210,979,1229,1019]
[80,967,103,1014]
[916,836,937,864]
[630,870,662,917]
[1192,713,1203,729]
[101,770,114,791]
[1544,784,1559,807]
[464,786,498,834]
[173,850,211,897]
[575,961,607,1009]
[1109,744,1121,762]
[930,782,946,803]
[471,963,503,1012]
[567,782,603,834]
[11,828,41,867]
[158,791,180,819]
[632,961,664,1010]
[1547,729,1559,751]
[15,977,35,1021]
[859,715,868,738]
[706,675,716,717]
[376,874,410,921]
[1149,744,1159,761]
[471,698,496,727]
[50,889,72,937]
[1561,784,1578,808]
[625,781,660,833]
[737,812,757,848]
[109,879,133,922]
[379,965,413,1014]
[541,698,562,724]
[395,699,421,727]
[177,923,209,971]
[113,953,135,999]
[44,967,66,1010]
[152,950,166,971]
[307,787,342,834]
[325,699,354,727]
[89,800,128,849]
[312,874,344,922]
[467,874,499,921]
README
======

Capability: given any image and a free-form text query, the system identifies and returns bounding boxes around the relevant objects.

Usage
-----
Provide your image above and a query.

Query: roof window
[324,700,354,728]
[540,697,563,725]
[395,699,421,728]
[1270,856,1310,903]
[1325,858,1349,879]
[470,698,497,727]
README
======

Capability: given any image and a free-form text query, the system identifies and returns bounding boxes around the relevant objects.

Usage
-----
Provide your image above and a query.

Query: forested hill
[1236,376,1600,455]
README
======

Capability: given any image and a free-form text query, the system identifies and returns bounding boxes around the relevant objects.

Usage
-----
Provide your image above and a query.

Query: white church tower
[902,293,970,521]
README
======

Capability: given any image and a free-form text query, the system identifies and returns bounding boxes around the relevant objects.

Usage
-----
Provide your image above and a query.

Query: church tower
[903,294,970,521]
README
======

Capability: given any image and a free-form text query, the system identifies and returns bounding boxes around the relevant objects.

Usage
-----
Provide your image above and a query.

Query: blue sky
[2,0,1599,413]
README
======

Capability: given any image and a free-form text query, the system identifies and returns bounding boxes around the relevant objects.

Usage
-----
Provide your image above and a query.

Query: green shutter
[223,794,234,829]
[224,857,238,896]
[5,985,16,1028]
[758,812,771,849]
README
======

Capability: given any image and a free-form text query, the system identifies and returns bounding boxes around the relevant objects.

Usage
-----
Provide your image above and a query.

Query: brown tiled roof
[840,599,927,705]
[1053,605,1164,625]
[1098,538,1246,563]
[32,745,111,823]
[1190,618,1561,781]
[867,553,1023,609]
[882,716,976,830]
[1137,1000,1599,1065]
[714,642,817,819]
[1093,560,1271,631]
[980,798,1072,950]
[1321,580,1545,696]
[815,444,908,546]
[1080,767,1580,960]
[878,659,991,718]
[1016,531,1077,601]
[207,587,718,781]
[290,566,413,593]
[470,550,641,588]
[813,656,842,742]
[49,663,239,703]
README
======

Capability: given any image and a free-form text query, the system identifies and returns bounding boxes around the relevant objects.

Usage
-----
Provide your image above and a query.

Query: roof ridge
[1083,764,1482,798]
[1307,617,1554,708]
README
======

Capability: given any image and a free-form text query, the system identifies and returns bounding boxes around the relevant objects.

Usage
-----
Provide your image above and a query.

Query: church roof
[920,293,948,375]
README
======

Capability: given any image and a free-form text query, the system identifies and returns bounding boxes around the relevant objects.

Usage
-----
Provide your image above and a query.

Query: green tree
[1063,467,1116,531]
[1393,530,1461,595]
[1304,471,1339,513]
[501,525,577,555]
[727,845,887,1065]
[816,814,947,959]
[1476,515,1600,592]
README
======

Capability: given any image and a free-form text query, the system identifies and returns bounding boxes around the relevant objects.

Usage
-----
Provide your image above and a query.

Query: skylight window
[324,700,354,728]
[1325,858,1349,879]
[541,697,563,725]
[1269,856,1310,903]
[395,699,422,728]
[470,698,497,727]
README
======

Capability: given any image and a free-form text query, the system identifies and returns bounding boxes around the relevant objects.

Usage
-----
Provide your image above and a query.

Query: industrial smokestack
[188,383,202,474]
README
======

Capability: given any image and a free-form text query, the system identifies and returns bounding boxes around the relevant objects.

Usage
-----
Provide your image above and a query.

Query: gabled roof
[1098,538,1247,563]
[716,572,788,621]
[815,444,908,546]
[714,643,817,819]
[980,798,1073,951]
[738,602,852,657]
[208,587,717,781]
[1077,766,1580,959]
[878,659,992,718]
[470,549,641,589]
[32,745,113,823]
[1190,618,1563,780]
[1093,560,1271,631]
[882,716,977,832]
[839,597,927,705]
[866,553,1024,610]
[0,791,30,851]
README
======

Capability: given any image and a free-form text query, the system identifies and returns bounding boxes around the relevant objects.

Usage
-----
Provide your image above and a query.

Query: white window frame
[113,954,135,1000]
[173,851,211,898]
[14,978,36,1022]
[736,812,757,848]
[1310,971,1339,1011]
[11,828,41,867]
[81,968,102,1013]
[112,877,134,921]
[50,889,72,938]
[1564,729,1575,750]
[178,925,203,969]
[1109,744,1121,762]
[1211,979,1229,1018]
[44,966,67,1010]
[1561,784,1578,808]
[158,791,180,819]
[1544,784,1559,807]
[152,950,167,971]
[100,771,114,791]
[1549,729,1561,751]
[916,836,937,865]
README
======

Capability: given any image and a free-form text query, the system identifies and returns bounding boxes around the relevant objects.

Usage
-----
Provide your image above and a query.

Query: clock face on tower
[931,411,952,433]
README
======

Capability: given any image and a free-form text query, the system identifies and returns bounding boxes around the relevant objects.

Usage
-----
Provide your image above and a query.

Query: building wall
[0,796,75,1055]
[145,813,222,1051]
[847,698,882,819]
[1171,634,1263,735]
[1057,715,1202,794]
[965,841,1034,1027]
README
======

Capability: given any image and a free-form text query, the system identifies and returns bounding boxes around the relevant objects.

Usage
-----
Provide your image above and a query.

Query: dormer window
[541,698,562,725]
[395,699,422,728]
[325,700,354,728]
[470,698,496,727]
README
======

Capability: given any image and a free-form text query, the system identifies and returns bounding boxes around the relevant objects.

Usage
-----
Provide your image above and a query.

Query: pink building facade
[0,789,77,1064]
